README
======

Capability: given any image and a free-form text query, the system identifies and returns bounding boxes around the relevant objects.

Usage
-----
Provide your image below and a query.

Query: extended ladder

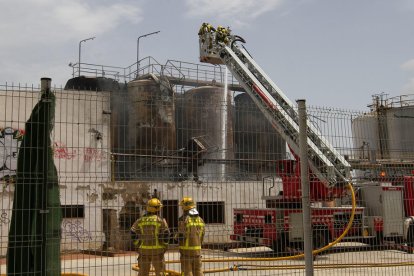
[200,32,350,187]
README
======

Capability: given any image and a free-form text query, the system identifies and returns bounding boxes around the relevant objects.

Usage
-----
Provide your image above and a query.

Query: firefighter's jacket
[131,213,170,255]
[176,213,205,256]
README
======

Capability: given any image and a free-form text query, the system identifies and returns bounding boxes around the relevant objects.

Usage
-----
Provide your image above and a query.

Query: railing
[368,93,414,109]
[386,94,414,108]
[68,57,241,88]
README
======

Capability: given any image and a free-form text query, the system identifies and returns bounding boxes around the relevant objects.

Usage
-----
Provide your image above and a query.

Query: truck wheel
[272,233,288,254]
[313,227,330,250]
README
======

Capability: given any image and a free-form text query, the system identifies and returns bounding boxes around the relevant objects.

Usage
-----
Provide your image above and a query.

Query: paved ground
[1,244,414,275]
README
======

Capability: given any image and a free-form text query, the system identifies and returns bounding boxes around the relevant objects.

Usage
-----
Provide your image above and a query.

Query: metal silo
[386,106,414,159]
[179,86,234,182]
[351,113,380,161]
[127,79,176,180]
[234,93,286,177]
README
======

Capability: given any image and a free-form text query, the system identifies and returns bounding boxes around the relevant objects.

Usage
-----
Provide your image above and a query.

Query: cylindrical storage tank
[179,86,234,182]
[351,113,380,161]
[386,106,414,159]
[234,93,286,177]
[111,83,129,180]
[127,79,176,180]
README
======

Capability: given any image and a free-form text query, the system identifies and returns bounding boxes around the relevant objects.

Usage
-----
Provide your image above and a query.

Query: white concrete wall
[113,180,270,244]
[0,87,279,255]
[0,89,111,255]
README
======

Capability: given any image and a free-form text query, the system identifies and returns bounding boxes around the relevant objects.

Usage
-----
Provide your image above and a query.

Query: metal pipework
[78,37,95,77]
[136,31,160,76]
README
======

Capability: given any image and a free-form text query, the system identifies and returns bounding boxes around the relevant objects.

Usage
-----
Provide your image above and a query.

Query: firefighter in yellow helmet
[131,198,170,276]
[198,22,215,36]
[215,25,230,44]
[176,197,205,276]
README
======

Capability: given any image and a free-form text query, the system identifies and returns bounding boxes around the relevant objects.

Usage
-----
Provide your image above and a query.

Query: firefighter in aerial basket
[216,25,231,44]
[131,198,170,276]
[198,22,215,35]
[176,197,205,276]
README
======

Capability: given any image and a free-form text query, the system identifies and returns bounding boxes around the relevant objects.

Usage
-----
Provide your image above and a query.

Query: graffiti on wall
[0,209,10,225]
[53,142,77,160]
[61,220,92,242]
[83,147,107,162]
[1,127,107,182]
[0,127,24,182]
[53,142,107,162]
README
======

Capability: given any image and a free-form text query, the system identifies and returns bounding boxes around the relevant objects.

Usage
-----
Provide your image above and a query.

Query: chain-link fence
[1,79,414,275]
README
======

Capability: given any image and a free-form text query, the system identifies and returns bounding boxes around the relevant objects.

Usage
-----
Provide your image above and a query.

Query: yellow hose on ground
[203,261,414,273]
[164,182,357,264]
[133,183,358,274]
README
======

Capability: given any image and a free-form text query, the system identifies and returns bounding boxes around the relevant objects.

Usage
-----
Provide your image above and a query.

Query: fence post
[297,99,314,276]
[41,77,52,276]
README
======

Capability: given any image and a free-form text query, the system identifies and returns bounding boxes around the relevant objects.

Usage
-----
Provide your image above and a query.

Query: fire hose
[134,183,362,274]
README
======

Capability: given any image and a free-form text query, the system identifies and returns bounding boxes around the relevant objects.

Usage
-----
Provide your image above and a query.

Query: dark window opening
[197,201,225,224]
[62,205,85,218]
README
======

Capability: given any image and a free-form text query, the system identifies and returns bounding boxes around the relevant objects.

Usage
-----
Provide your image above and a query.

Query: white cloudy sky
[1,0,414,109]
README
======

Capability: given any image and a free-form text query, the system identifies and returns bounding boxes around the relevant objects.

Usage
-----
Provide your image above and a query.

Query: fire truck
[198,24,414,253]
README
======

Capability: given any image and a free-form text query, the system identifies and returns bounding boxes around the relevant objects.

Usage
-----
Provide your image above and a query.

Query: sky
[1,0,414,110]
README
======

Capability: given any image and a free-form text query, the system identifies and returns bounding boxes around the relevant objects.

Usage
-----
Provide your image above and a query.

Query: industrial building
[1,58,288,254]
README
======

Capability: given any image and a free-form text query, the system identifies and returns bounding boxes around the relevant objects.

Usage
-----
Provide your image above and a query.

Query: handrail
[68,56,241,88]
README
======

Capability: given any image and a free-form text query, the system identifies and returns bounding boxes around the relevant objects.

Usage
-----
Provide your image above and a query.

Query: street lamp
[137,31,160,76]
[78,36,95,77]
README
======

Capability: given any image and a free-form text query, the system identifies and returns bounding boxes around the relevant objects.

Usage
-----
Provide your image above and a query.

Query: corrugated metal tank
[179,86,235,181]
[127,79,176,179]
[386,106,414,159]
[351,113,379,160]
[234,93,286,176]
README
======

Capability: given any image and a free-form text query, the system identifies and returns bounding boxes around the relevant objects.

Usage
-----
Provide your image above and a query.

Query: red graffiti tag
[53,142,77,160]
[83,147,106,162]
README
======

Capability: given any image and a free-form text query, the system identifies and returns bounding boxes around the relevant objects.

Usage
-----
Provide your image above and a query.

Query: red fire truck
[231,159,414,252]
[198,23,414,253]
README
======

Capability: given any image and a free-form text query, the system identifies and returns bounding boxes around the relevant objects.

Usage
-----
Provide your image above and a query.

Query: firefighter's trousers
[180,254,203,276]
[138,253,165,276]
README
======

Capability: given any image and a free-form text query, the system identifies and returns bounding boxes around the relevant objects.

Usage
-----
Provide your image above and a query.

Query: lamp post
[137,31,160,76]
[78,36,95,77]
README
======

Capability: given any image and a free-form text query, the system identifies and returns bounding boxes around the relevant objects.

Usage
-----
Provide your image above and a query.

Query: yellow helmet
[147,198,162,213]
[179,197,196,211]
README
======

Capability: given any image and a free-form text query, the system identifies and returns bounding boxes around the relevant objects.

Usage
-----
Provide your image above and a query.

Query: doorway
[162,200,179,230]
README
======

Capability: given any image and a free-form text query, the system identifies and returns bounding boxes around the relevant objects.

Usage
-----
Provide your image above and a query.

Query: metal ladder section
[219,43,351,187]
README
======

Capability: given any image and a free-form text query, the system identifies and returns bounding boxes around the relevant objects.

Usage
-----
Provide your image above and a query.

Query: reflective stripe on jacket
[131,214,168,250]
[179,215,205,252]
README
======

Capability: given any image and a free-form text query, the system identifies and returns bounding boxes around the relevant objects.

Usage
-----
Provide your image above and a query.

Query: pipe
[230,35,246,50]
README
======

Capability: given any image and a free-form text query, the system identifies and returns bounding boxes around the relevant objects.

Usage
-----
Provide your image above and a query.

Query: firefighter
[176,197,205,276]
[215,25,230,44]
[131,198,170,276]
[198,22,215,35]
